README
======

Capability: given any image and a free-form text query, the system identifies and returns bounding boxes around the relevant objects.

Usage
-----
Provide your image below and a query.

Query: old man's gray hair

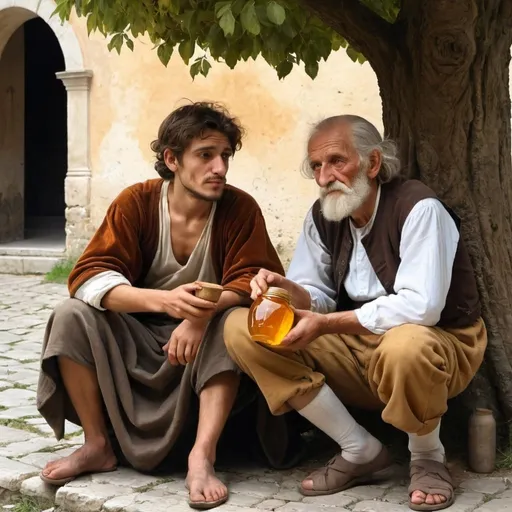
[302,115,401,183]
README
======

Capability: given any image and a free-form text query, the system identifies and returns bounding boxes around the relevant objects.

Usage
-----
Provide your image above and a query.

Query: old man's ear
[367,149,382,179]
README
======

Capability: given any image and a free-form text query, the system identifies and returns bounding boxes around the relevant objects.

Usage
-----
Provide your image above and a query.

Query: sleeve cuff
[354,303,386,335]
[303,285,336,314]
[75,271,131,310]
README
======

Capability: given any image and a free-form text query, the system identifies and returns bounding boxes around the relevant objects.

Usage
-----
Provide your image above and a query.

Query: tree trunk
[376,1,512,426]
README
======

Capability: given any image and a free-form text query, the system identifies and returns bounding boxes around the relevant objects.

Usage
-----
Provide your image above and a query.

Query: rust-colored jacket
[68,178,284,296]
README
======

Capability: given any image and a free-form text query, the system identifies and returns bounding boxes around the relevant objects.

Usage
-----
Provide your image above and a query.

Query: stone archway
[0,0,92,258]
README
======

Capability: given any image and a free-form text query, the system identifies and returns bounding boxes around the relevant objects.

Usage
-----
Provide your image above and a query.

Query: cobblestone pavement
[0,274,511,512]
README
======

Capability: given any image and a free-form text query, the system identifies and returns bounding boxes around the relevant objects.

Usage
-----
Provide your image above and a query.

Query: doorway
[0,16,66,252]
[24,17,67,246]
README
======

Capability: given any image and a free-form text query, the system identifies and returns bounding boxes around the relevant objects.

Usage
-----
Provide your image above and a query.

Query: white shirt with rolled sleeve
[286,186,461,335]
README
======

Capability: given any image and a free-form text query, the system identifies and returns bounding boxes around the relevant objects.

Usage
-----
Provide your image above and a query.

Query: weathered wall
[68,15,383,265]
[0,26,24,243]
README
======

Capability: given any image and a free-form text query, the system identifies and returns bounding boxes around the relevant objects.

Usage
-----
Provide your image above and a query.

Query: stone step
[0,256,62,275]
[0,246,65,257]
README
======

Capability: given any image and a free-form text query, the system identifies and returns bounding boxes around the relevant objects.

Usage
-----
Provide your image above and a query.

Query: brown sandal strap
[305,448,392,493]
[408,460,453,498]
[307,455,354,490]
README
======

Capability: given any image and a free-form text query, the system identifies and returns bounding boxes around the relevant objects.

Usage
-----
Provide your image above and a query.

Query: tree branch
[299,0,396,68]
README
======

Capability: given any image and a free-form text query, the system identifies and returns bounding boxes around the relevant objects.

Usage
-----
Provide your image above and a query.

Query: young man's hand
[163,319,209,366]
[160,283,216,321]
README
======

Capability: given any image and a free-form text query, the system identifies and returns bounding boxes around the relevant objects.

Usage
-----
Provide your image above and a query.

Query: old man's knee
[372,323,446,377]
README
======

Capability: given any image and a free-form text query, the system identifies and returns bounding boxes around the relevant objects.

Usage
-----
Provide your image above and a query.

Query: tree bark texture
[311,0,512,424]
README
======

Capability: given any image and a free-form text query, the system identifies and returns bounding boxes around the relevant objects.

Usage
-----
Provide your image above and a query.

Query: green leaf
[305,60,319,79]
[52,0,368,82]
[225,47,238,68]
[75,0,83,16]
[251,36,261,59]
[240,1,260,35]
[107,33,124,54]
[276,59,293,79]
[181,10,196,34]
[281,19,297,39]
[215,1,232,18]
[332,34,347,51]
[207,24,226,58]
[201,58,212,76]
[157,44,173,66]
[314,37,332,61]
[240,44,252,61]
[86,12,97,35]
[130,17,146,38]
[190,59,202,79]
[159,0,180,15]
[179,39,195,63]
[346,46,359,63]
[219,10,235,36]
[267,1,286,25]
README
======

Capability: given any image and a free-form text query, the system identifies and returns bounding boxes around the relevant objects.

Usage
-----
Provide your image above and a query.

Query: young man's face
[165,130,233,202]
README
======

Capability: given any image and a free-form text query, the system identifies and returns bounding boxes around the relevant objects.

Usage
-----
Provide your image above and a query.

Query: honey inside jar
[248,287,294,346]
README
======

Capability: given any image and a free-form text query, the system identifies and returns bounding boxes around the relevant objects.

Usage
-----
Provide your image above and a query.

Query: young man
[36,102,284,510]
[224,115,487,511]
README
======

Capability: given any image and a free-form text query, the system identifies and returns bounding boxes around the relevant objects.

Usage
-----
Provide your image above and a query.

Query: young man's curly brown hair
[150,101,245,180]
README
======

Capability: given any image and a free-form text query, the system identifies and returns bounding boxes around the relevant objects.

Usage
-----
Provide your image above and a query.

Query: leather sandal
[188,495,229,510]
[39,465,118,486]
[408,459,454,511]
[300,446,393,496]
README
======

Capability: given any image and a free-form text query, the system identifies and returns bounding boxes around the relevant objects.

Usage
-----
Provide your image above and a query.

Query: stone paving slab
[0,274,511,512]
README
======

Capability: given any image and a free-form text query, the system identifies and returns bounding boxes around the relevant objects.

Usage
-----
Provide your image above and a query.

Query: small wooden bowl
[195,282,223,303]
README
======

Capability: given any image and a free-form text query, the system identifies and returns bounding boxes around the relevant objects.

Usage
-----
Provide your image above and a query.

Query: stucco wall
[69,15,383,265]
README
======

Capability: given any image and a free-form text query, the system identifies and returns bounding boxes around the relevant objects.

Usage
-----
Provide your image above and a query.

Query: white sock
[297,385,382,464]
[408,422,445,463]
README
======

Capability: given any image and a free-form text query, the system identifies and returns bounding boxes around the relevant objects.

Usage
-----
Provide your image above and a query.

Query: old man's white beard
[319,170,372,222]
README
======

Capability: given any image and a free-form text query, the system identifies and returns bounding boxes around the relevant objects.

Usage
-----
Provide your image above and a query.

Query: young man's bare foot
[186,449,228,509]
[40,439,117,485]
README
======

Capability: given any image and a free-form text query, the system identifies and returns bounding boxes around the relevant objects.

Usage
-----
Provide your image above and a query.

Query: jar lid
[264,287,291,303]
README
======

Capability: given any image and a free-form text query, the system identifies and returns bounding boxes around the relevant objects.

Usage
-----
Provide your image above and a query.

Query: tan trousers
[223,309,487,436]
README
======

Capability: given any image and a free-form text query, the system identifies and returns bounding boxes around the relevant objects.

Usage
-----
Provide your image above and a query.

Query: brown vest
[311,179,481,328]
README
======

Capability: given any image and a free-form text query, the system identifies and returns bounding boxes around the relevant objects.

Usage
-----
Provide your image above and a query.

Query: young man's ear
[163,148,178,172]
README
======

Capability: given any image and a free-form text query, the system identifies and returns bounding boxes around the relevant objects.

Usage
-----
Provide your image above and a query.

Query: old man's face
[308,124,372,222]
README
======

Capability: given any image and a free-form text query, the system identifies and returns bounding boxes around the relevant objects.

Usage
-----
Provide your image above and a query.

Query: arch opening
[0,2,91,265]
[0,15,66,250]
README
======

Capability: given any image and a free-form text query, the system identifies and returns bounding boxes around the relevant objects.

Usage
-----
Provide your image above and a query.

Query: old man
[36,102,284,510]
[224,115,487,511]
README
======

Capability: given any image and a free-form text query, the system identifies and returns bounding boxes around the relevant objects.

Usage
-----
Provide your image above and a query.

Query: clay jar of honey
[248,287,294,346]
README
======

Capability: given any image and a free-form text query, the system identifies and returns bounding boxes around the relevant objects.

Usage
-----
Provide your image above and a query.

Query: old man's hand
[163,319,208,366]
[250,268,287,300]
[279,309,328,351]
